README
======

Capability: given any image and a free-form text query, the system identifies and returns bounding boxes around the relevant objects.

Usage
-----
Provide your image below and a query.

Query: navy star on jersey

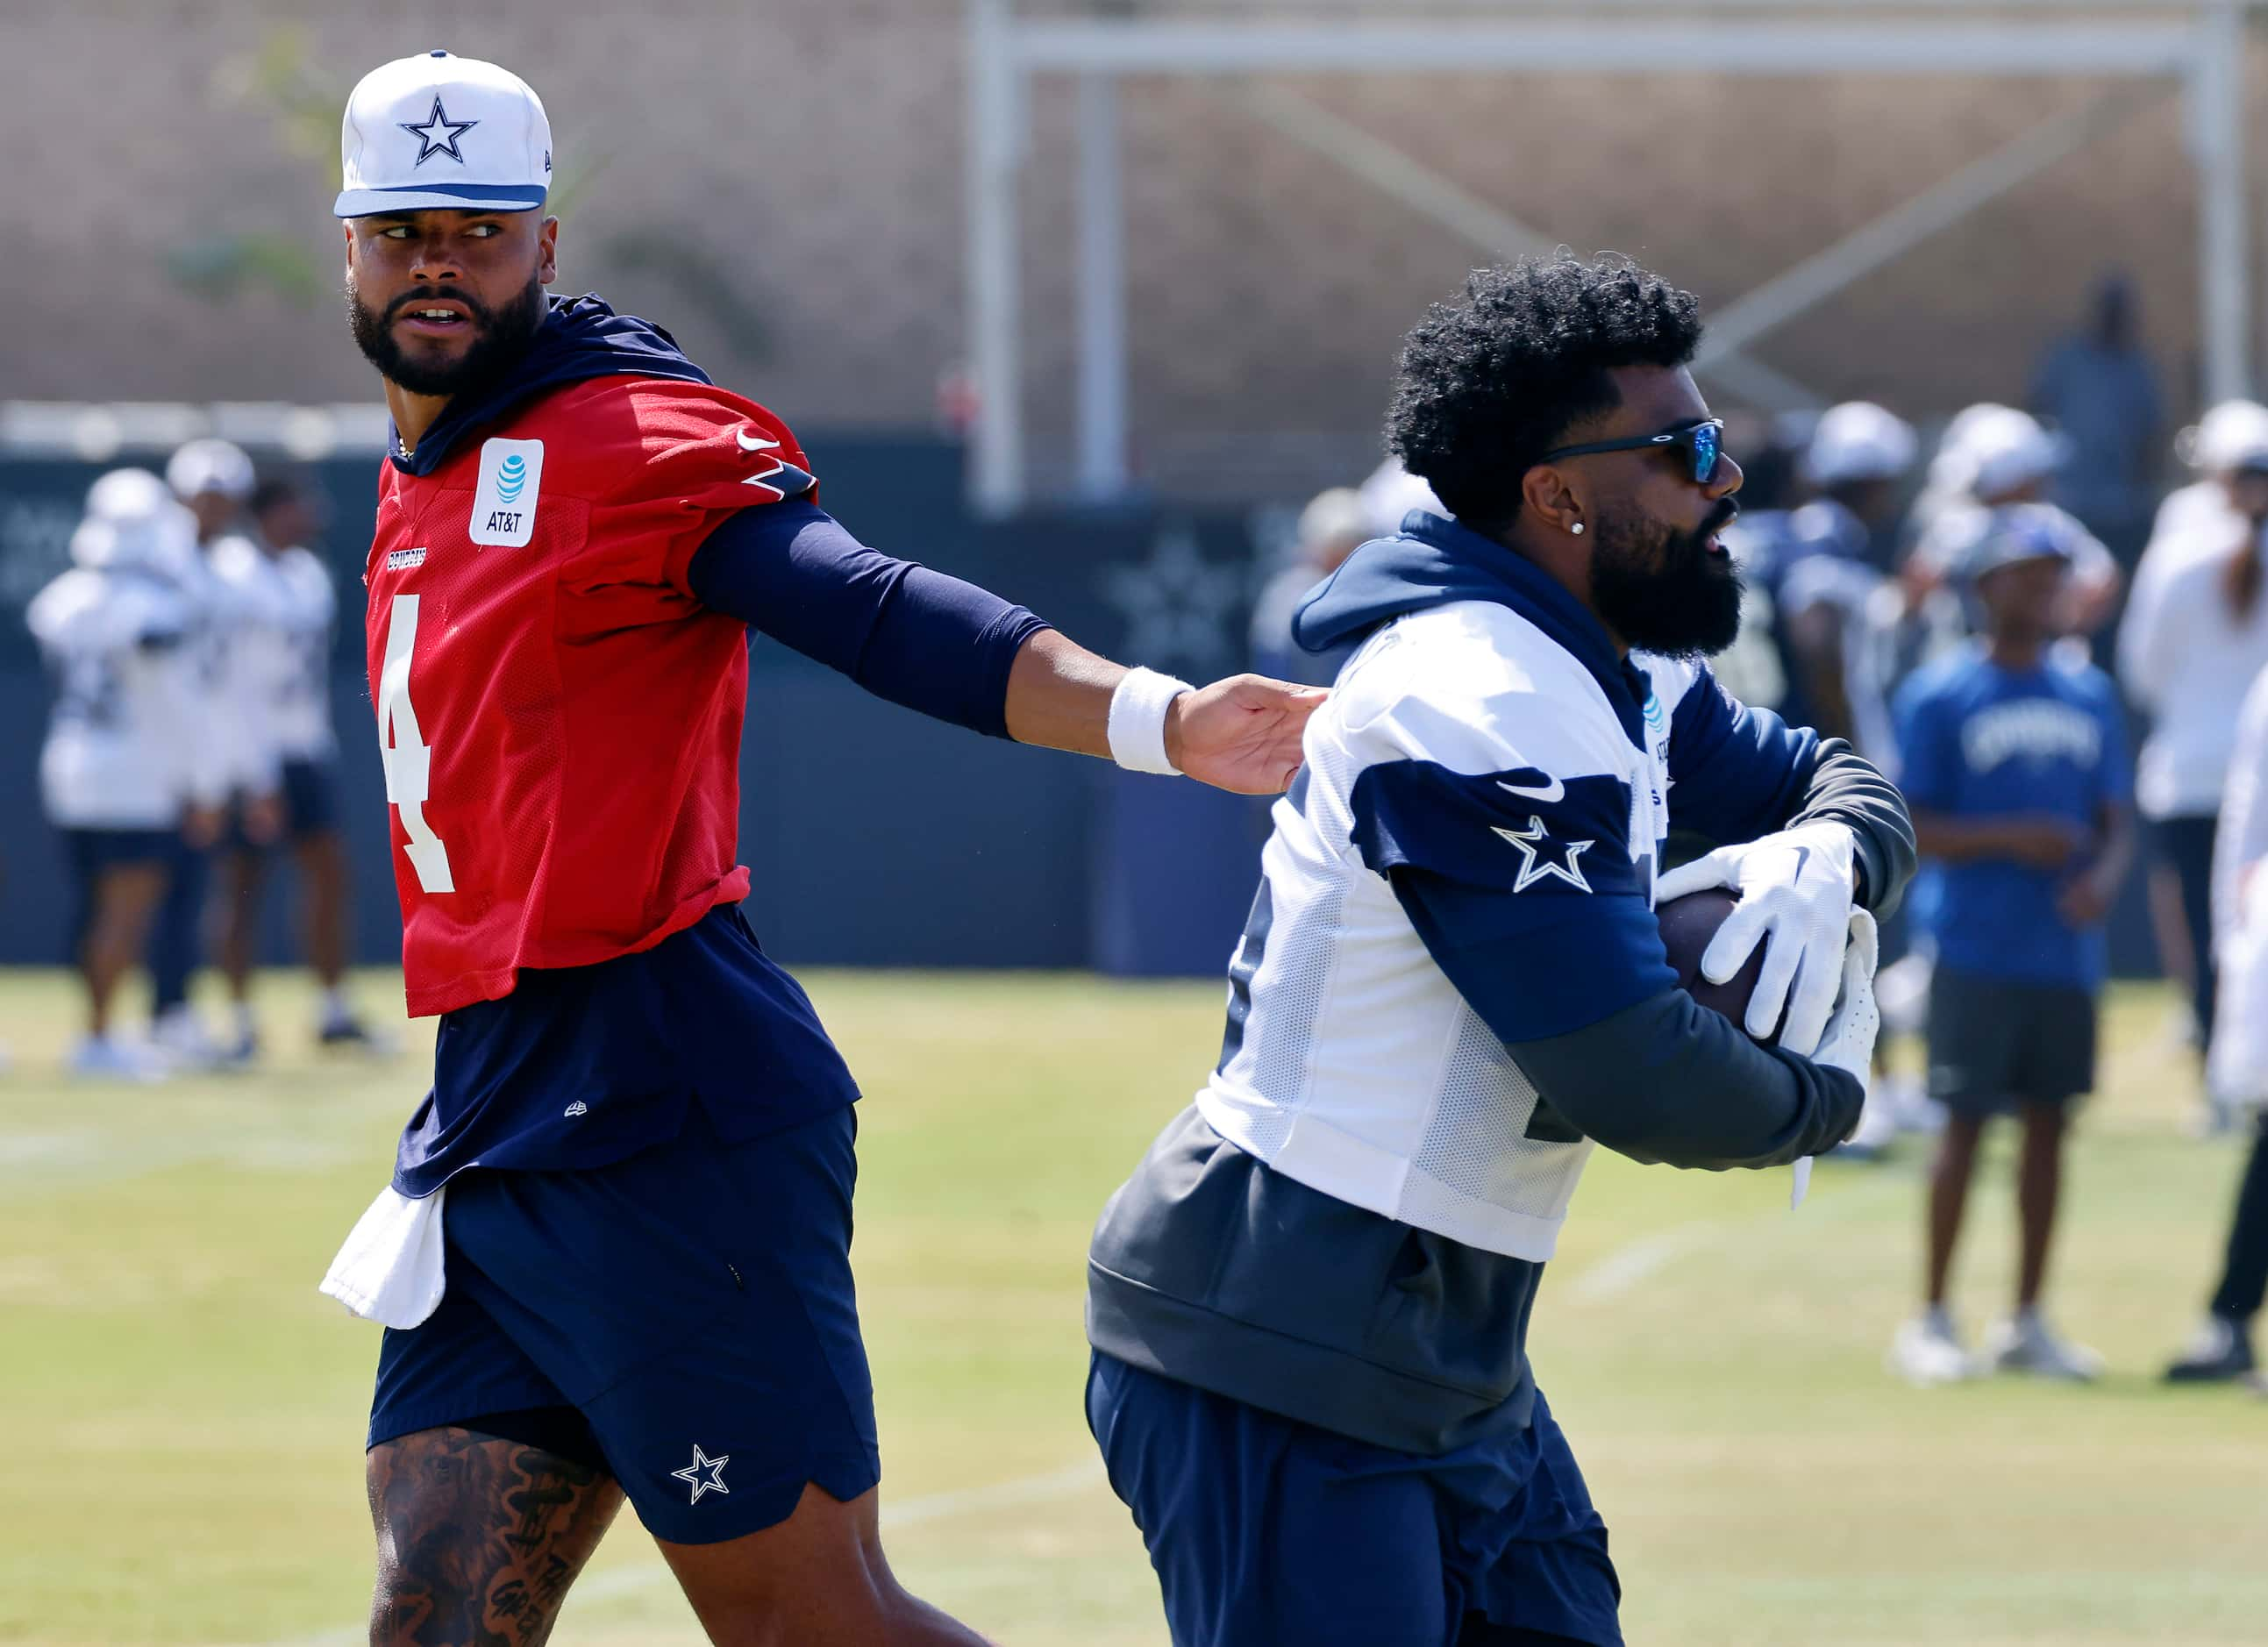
[399,96,478,166]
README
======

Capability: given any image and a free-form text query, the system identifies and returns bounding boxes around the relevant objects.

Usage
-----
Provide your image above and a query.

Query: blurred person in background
[1250,485,1369,686]
[1889,515,2133,1386]
[1708,412,1802,717]
[1772,404,1922,1154]
[2172,659,2268,1386]
[1356,453,1443,541]
[211,477,384,1059]
[26,471,229,1080]
[153,438,275,1067]
[2029,274,2165,567]
[1908,405,2124,648]
[2124,403,2268,1041]
[2115,436,2268,1128]
[1771,401,1918,758]
[1871,409,2120,1153]
[2144,399,2268,569]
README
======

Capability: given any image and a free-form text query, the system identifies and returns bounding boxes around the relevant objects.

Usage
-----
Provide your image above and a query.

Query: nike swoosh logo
[736,427,781,452]
[1497,774,1564,804]
[1788,845,1811,880]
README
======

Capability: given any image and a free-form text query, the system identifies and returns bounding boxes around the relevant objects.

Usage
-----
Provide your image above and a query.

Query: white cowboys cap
[165,437,254,503]
[72,469,197,573]
[2185,399,2268,474]
[1947,404,2067,500]
[1802,402,1918,488]
[335,50,552,217]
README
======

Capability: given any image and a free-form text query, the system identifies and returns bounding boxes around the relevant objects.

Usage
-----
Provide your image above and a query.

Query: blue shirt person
[1895,562,2134,991]
[1887,513,2136,1389]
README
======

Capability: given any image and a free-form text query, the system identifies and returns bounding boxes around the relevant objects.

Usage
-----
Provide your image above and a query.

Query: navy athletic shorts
[1087,1351,1623,1647]
[279,758,341,838]
[368,1102,878,1544]
[1927,966,2098,1115]
[62,825,175,876]
[227,758,342,851]
[61,827,175,956]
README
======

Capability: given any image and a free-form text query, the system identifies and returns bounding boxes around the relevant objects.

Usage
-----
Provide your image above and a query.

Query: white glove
[1653,821,1859,1053]
[1788,908,1880,1209]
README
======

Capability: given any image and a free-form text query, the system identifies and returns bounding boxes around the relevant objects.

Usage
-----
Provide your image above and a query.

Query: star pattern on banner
[1101,522,1246,678]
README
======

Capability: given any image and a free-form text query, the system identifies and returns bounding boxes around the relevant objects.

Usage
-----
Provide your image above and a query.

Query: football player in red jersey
[322,52,1322,1647]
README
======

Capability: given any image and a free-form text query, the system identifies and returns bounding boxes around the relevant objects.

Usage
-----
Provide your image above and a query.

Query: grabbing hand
[1165,674,1328,795]
[1808,908,1882,1079]
[1652,821,1859,1053]
[1793,908,1882,1207]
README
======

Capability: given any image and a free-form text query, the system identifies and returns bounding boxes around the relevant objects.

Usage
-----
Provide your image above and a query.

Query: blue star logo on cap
[399,96,479,167]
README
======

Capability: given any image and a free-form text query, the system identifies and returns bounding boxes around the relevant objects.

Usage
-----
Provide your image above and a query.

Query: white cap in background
[1297,487,1373,552]
[165,438,255,503]
[1949,405,2067,500]
[72,469,197,572]
[335,51,552,217]
[2185,399,2268,474]
[1802,402,1918,488]
[1359,458,1445,536]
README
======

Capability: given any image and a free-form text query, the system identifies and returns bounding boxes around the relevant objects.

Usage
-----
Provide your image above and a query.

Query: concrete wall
[7,3,2267,500]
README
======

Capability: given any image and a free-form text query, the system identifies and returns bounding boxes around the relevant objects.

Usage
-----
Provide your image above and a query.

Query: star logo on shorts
[672,1444,731,1504]
[1494,814,1594,894]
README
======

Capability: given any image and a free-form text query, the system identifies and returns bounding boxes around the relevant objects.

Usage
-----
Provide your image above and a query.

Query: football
[1657,888,1783,1045]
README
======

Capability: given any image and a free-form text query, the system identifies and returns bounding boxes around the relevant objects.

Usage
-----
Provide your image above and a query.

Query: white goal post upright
[966,0,2257,514]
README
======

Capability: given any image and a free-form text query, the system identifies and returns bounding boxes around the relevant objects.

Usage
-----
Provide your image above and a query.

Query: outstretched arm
[1004,630,1323,795]
[687,503,1323,795]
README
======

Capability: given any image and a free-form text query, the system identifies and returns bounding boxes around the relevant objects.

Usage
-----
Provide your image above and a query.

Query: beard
[1588,499,1746,659]
[347,274,546,399]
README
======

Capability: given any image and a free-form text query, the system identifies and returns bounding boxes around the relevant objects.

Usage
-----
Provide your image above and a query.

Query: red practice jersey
[363,376,813,1016]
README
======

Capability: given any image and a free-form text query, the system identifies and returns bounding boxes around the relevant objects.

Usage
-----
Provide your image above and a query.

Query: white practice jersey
[210,536,339,766]
[1085,510,1888,1458]
[28,566,225,828]
[1200,600,1716,1261]
[175,533,282,795]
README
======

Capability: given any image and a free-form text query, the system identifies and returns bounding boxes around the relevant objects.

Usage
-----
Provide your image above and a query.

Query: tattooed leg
[367,1426,626,1647]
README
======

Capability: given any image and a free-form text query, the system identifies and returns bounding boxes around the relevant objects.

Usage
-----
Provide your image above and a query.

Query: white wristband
[1108,667,1194,774]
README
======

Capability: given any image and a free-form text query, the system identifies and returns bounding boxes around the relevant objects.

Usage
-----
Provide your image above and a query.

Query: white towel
[319,1184,448,1330]
[2210,870,2268,1110]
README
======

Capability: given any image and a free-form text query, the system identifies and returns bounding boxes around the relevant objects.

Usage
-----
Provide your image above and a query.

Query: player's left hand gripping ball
[1166,675,1329,795]
[1653,821,1862,1054]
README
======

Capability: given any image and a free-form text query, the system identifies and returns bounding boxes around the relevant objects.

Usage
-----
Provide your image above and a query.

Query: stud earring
[1570,521,1586,536]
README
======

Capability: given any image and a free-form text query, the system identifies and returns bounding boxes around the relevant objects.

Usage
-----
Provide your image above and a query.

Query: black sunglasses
[1539,418,1726,485]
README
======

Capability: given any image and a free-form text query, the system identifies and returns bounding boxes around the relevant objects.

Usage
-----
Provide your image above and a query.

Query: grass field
[4,967,2265,1647]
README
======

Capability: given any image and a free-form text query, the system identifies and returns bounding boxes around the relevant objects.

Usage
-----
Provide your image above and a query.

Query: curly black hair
[1386,253,1703,534]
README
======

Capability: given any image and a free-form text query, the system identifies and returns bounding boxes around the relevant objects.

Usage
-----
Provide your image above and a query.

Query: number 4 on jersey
[379,594,455,894]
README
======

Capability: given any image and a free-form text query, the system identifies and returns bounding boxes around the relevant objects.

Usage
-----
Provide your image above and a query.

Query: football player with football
[1082,254,1915,1646]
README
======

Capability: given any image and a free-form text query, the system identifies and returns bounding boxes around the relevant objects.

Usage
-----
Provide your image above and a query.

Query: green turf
[3,970,2263,1645]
